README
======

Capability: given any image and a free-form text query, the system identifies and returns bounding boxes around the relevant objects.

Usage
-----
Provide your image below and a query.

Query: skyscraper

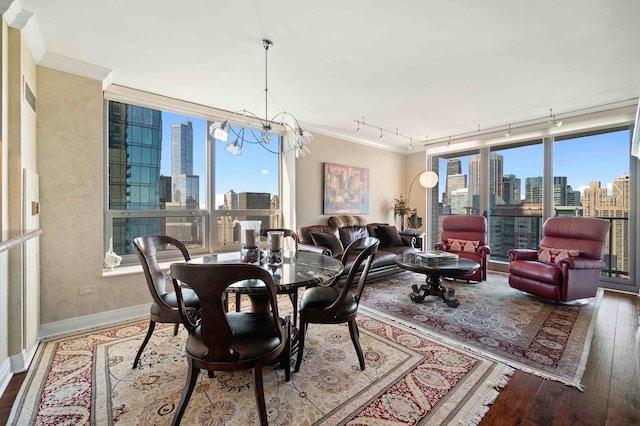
[469,153,503,200]
[108,101,164,253]
[171,121,199,208]
[525,177,543,204]
[502,174,521,205]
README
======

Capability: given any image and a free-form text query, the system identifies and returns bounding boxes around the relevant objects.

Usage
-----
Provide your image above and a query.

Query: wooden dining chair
[131,235,201,369]
[294,237,379,372]
[170,262,291,426]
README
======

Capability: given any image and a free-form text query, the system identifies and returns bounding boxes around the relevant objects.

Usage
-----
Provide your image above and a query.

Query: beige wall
[36,67,151,323]
[295,133,406,228]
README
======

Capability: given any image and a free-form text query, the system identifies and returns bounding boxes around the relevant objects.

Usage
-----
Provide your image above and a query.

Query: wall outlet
[79,286,96,295]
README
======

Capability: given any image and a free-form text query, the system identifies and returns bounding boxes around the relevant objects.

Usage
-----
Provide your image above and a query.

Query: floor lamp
[406,170,439,230]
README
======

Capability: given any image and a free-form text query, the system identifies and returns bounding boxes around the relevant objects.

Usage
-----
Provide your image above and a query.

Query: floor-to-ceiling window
[489,141,543,261]
[554,129,630,282]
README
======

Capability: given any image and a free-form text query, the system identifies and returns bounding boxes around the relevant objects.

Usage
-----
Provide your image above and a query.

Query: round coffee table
[394,252,480,308]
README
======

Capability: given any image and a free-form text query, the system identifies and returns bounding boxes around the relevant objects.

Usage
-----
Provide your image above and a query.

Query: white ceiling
[6,0,640,152]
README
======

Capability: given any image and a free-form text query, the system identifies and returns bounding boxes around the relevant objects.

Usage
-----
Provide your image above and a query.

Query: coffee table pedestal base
[410,275,459,308]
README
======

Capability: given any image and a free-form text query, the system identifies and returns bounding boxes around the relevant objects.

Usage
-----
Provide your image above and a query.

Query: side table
[400,231,425,251]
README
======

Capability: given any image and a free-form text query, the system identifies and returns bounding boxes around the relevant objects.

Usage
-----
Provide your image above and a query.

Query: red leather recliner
[508,216,610,302]
[434,215,490,282]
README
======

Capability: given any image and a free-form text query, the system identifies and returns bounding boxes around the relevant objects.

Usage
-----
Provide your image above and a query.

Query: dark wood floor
[0,290,637,425]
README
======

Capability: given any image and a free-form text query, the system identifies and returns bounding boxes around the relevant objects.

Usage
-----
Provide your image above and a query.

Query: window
[211,124,280,251]
[489,142,543,261]
[105,96,284,263]
[554,130,630,281]
[106,101,207,260]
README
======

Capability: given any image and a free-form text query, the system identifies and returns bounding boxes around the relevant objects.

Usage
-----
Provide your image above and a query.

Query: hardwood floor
[480,290,639,426]
[0,291,637,425]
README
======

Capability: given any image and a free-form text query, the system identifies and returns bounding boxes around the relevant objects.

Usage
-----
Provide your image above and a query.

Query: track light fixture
[504,125,512,137]
[352,117,428,147]
[378,128,384,140]
[548,108,563,127]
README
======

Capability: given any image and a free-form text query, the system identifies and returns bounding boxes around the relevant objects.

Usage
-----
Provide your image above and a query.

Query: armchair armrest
[557,257,606,270]
[508,249,538,262]
[434,241,448,251]
[478,245,491,256]
[298,242,332,257]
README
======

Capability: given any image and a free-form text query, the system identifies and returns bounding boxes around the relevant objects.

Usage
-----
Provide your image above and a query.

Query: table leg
[410,274,459,308]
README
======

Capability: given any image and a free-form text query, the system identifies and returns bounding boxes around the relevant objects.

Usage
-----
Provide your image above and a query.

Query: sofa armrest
[478,245,491,256]
[508,249,538,262]
[400,235,415,247]
[298,242,332,257]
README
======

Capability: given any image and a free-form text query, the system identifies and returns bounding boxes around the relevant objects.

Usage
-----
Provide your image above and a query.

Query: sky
[160,113,279,208]
[438,129,630,200]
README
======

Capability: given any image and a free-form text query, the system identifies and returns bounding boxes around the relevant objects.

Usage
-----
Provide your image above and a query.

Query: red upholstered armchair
[508,216,610,303]
[434,215,490,282]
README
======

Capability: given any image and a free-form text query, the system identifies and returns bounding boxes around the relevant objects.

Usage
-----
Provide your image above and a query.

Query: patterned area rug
[360,271,602,389]
[9,309,513,425]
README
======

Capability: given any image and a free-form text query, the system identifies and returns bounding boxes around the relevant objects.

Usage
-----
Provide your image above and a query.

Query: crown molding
[39,52,113,84]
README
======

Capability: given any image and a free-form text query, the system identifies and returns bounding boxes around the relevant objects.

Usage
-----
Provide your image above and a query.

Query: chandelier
[208,39,312,158]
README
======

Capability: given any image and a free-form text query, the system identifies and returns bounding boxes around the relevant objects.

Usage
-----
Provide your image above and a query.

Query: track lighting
[378,128,384,140]
[504,125,512,137]
[548,108,563,127]
[409,138,413,149]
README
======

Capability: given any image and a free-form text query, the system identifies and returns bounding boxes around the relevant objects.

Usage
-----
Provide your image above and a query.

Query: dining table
[187,250,344,327]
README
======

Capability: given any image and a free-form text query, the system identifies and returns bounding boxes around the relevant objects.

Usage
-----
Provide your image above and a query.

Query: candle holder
[267,231,284,266]
[239,221,262,264]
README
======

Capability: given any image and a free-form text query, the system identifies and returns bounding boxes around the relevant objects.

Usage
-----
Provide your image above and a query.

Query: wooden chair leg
[173,323,179,335]
[348,319,365,370]
[253,366,268,426]
[294,320,307,373]
[133,319,156,368]
[172,358,199,426]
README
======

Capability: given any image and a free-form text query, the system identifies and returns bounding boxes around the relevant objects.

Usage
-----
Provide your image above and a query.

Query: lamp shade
[419,171,439,188]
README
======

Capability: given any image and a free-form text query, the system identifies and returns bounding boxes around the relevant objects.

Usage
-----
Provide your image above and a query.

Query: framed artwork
[323,162,369,214]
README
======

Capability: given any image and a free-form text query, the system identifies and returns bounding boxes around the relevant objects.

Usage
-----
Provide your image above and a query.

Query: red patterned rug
[360,271,602,389]
[9,310,512,425]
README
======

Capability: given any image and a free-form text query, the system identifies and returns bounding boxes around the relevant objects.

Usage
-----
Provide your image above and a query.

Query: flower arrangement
[393,195,416,217]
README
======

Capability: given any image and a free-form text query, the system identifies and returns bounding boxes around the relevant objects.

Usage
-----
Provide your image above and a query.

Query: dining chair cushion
[157,288,199,311]
[311,232,344,257]
[376,225,404,248]
[186,312,283,360]
[299,286,358,317]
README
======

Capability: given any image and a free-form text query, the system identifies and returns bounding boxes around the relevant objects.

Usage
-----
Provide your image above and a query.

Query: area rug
[8,310,513,425]
[360,271,602,390]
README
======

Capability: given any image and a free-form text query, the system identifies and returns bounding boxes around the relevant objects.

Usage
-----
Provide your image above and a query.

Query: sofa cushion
[338,226,369,249]
[448,238,479,253]
[537,245,579,266]
[328,215,367,228]
[311,232,344,257]
[376,225,404,248]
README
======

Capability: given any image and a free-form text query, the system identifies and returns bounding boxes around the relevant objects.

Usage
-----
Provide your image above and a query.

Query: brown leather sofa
[298,215,418,280]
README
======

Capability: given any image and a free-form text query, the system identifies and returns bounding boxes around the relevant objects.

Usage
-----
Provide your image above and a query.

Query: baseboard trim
[38,304,150,341]
[0,358,12,400]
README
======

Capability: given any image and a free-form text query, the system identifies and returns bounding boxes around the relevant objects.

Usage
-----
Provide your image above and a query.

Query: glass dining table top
[186,251,344,294]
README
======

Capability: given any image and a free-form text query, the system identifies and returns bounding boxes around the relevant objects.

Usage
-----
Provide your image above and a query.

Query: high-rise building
[239,192,271,209]
[553,176,568,206]
[469,153,503,199]
[502,174,521,205]
[444,158,462,204]
[445,173,467,206]
[108,101,164,254]
[612,173,630,207]
[171,121,199,208]
[525,177,543,204]
[159,176,171,206]
[224,190,239,210]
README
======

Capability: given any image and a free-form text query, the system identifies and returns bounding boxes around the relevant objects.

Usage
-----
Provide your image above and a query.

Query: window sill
[101,252,240,278]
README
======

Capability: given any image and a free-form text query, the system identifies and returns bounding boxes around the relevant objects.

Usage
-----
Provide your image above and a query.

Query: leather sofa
[298,215,418,280]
